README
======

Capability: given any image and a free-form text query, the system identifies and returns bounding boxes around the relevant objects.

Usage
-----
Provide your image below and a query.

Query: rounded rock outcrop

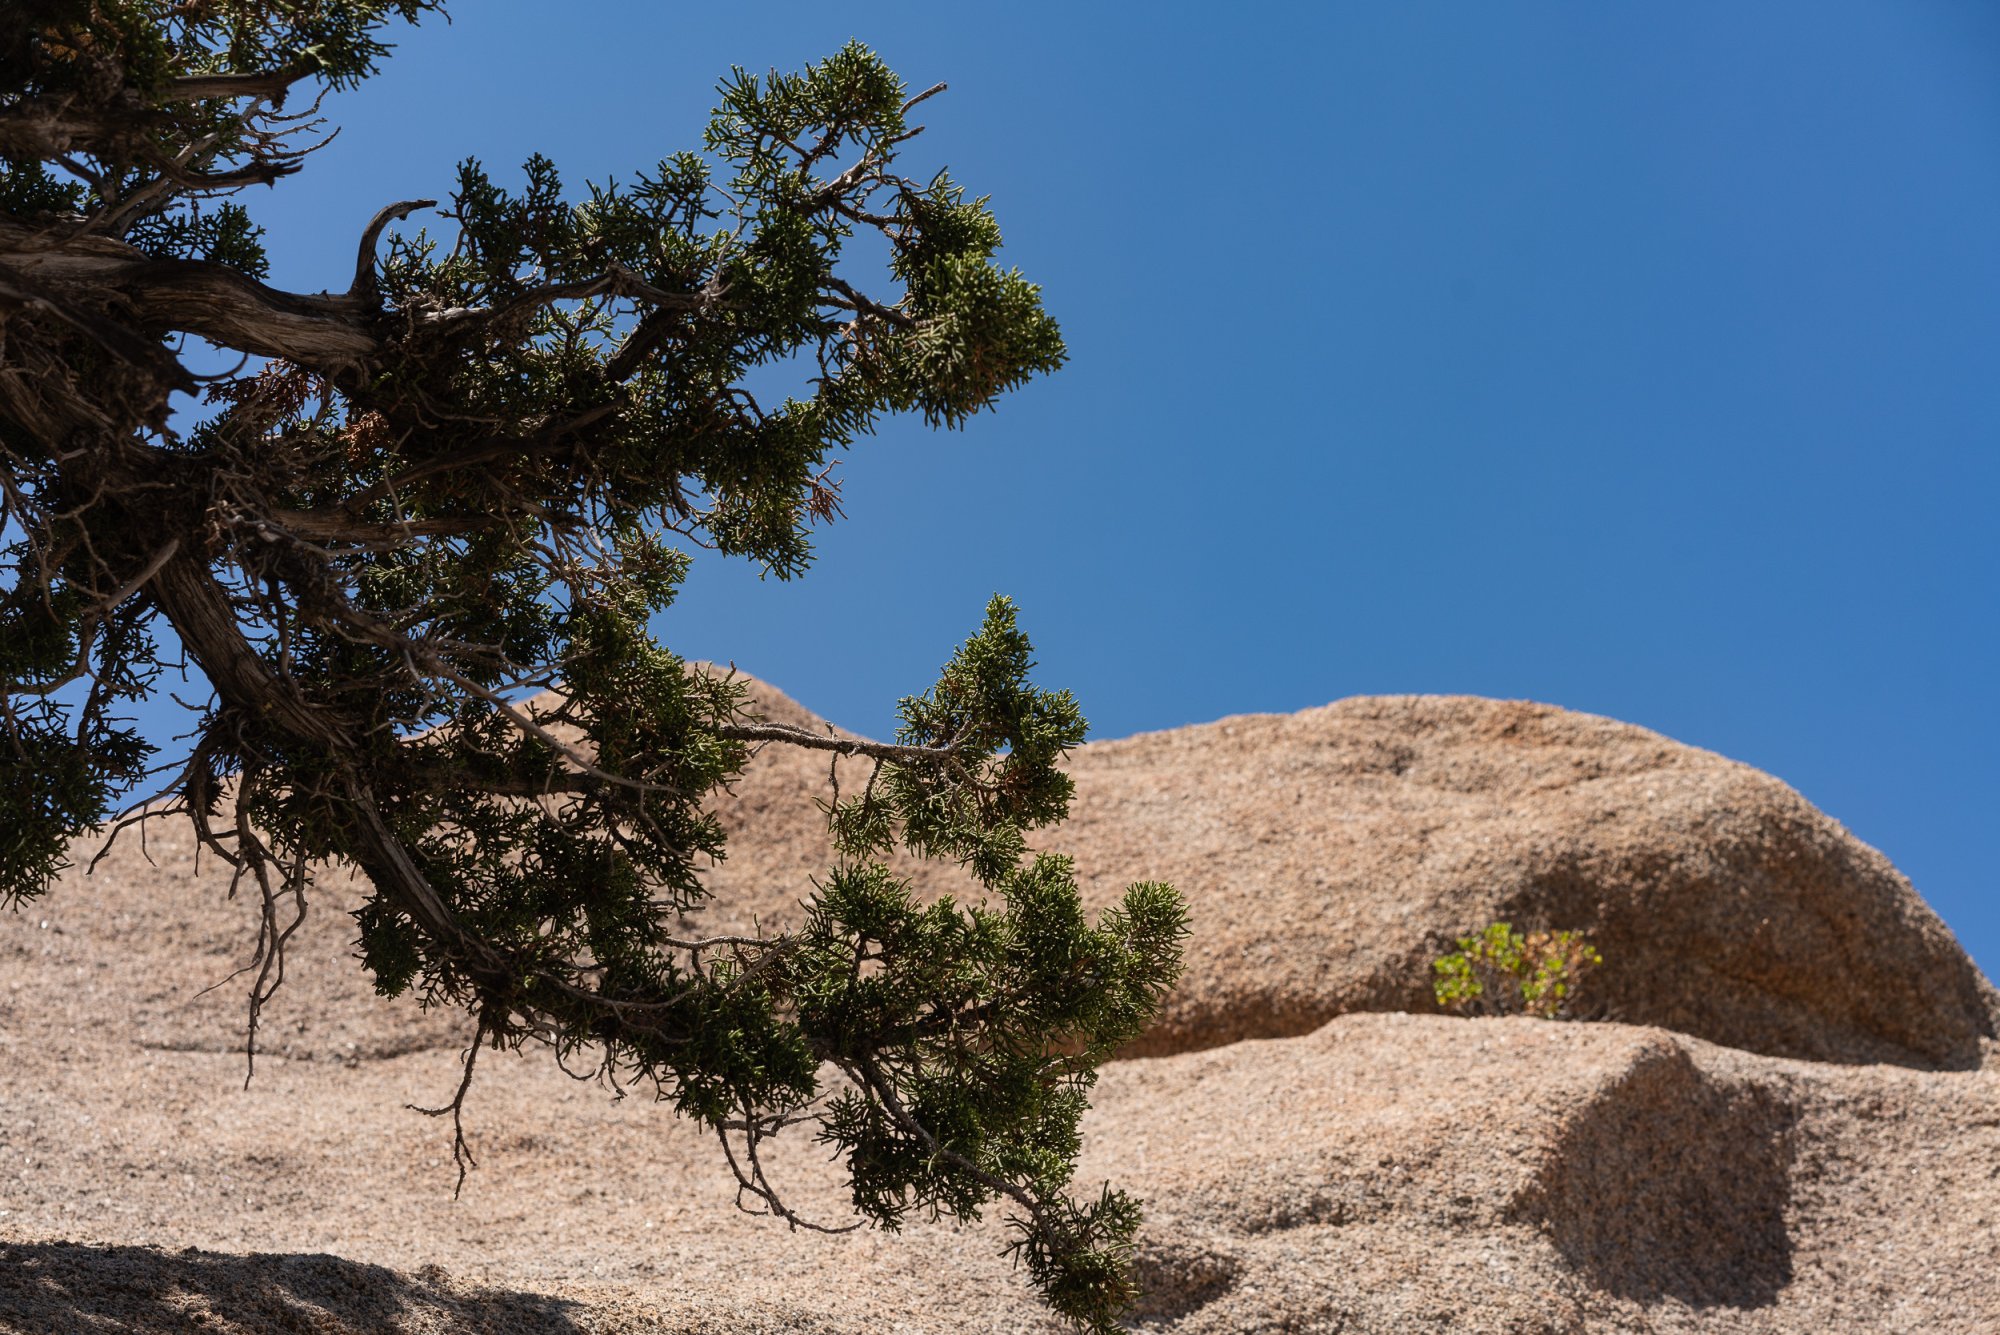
[702,685,1999,1068]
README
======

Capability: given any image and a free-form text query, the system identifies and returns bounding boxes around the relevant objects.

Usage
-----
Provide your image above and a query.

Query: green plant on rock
[0,7,1185,1331]
[1432,922,1602,1020]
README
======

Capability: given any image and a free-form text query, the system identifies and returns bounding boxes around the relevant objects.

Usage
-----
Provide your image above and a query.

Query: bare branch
[351,198,436,299]
[901,82,948,115]
[717,721,956,765]
[409,1017,492,1198]
[1,222,376,364]
[168,73,306,103]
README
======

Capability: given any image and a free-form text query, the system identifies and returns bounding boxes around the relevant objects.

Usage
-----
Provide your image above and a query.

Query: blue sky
[218,3,1997,970]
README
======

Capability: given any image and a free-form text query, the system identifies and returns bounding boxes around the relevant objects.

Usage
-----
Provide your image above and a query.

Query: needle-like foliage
[0,6,1184,1329]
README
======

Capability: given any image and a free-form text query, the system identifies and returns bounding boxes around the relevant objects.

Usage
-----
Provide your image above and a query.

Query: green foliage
[1432,922,1603,1020]
[789,603,1187,1329]
[0,159,86,222]
[127,198,268,275]
[2,11,1178,1331]
[830,596,1088,882]
[794,853,1185,1329]
[0,569,158,902]
[1,1,445,270]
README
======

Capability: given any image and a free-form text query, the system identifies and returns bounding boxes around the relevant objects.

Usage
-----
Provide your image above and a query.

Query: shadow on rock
[1126,1234,1243,1326]
[1519,1042,1797,1308]
[0,1241,586,1334]
[1494,848,1999,1072]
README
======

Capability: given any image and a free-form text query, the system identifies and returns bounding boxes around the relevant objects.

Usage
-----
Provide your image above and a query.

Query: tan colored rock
[701,684,2000,1069]
[1085,1012,2000,1332]
[3,1003,1997,1333]
[5,683,1999,1333]
[6,823,461,1066]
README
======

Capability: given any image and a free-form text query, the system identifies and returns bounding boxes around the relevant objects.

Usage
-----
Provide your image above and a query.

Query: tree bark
[1,222,379,365]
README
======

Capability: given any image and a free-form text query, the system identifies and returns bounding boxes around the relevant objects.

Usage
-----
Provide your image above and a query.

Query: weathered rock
[0,1242,858,1335]
[85,679,1984,1071]
[5,682,1999,1333]
[700,684,2000,1069]
[9,825,461,1066]
[3,1005,1997,1333]
[1079,1012,2000,1332]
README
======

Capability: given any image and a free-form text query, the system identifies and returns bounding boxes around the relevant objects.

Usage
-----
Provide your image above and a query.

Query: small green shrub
[1432,922,1602,1020]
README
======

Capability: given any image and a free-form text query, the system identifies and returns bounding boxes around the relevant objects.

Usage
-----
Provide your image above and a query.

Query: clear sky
[211,3,1999,971]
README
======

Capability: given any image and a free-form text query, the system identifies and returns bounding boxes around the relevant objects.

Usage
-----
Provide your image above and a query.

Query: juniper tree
[0,5,1186,1328]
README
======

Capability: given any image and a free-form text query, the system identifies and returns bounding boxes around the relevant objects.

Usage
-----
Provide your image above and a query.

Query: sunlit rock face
[5,680,1996,1333]
[700,682,2000,1068]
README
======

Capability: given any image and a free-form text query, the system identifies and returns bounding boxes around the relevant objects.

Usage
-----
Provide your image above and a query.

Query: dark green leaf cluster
[2,0,434,102]
[1,2,442,269]
[0,564,157,905]
[368,43,1063,582]
[784,604,1188,1330]
[0,159,85,222]
[126,197,266,274]
[832,596,1087,881]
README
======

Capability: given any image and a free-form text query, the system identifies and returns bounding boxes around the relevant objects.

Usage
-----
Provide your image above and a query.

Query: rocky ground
[3,680,1995,1332]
